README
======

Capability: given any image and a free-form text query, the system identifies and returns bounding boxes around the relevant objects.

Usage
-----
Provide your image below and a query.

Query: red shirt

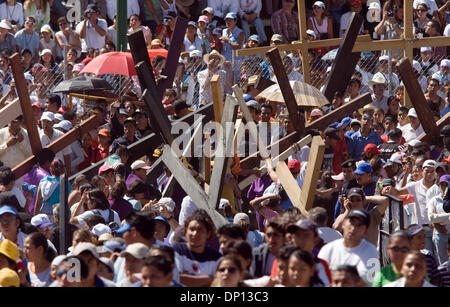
[93,144,110,163]
[333,135,348,174]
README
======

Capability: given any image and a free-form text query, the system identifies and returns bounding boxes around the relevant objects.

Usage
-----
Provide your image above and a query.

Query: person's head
[117,211,155,246]
[407,225,426,251]
[387,231,411,269]
[383,116,396,135]
[173,99,190,118]
[341,159,356,181]
[308,207,328,228]
[110,181,126,201]
[0,169,15,190]
[55,255,86,287]
[86,188,110,210]
[342,209,370,247]
[152,216,170,242]
[224,12,238,29]
[129,14,141,29]
[397,106,409,125]
[120,242,150,276]
[123,117,137,138]
[373,107,385,124]
[312,1,326,17]
[400,251,428,286]
[30,214,53,239]
[246,35,260,48]
[24,232,55,264]
[72,242,100,282]
[126,180,147,202]
[115,145,130,164]
[288,249,317,287]
[49,159,64,177]
[133,109,149,130]
[260,103,272,122]
[0,207,20,240]
[130,160,150,181]
[221,240,252,272]
[387,96,400,115]
[46,94,61,113]
[97,128,111,147]
[332,91,344,109]
[265,218,286,256]
[215,254,244,287]
[72,229,92,247]
[425,20,441,36]
[421,160,436,184]
[427,78,440,95]
[350,0,362,13]
[141,255,173,287]
[217,224,246,252]
[323,128,340,147]
[331,265,361,287]
[354,163,373,186]
[0,239,19,270]
[282,0,296,10]
[183,209,215,253]
[415,3,429,19]
[24,16,36,31]
[361,113,374,131]
[347,78,361,97]
[285,219,319,253]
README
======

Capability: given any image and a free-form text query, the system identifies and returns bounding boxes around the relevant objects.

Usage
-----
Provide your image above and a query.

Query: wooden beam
[255,76,275,92]
[299,136,325,211]
[208,95,238,210]
[0,98,20,128]
[323,13,363,102]
[10,53,41,155]
[211,74,224,122]
[59,174,70,254]
[161,144,228,228]
[275,161,309,216]
[13,115,100,179]
[297,0,310,84]
[266,47,304,134]
[128,29,161,102]
[417,110,450,144]
[396,58,439,143]
[158,16,188,94]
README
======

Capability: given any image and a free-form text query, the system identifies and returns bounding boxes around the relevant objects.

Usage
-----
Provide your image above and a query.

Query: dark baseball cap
[440,125,450,137]
[341,159,356,169]
[346,209,370,228]
[387,128,402,138]
[324,128,340,140]
[347,187,365,198]
[173,100,189,112]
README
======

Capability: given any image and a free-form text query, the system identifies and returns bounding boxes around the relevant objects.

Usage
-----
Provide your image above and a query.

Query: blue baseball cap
[115,223,131,234]
[0,206,17,216]
[337,117,352,129]
[187,21,197,28]
[345,130,355,139]
[243,94,255,102]
[248,35,260,43]
[354,162,373,175]
[212,28,222,36]
[103,240,126,253]
[225,12,237,20]
[328,122,339,129]
[154,216,170,236]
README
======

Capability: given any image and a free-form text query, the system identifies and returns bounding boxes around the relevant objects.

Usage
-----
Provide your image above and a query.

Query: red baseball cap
[288,159,301,173]
[32,102,42,109]
[82,57,92,65]
[364,143,381,155]
[443,155,450,163]
[351,0,362,6]
[58,106,69,114]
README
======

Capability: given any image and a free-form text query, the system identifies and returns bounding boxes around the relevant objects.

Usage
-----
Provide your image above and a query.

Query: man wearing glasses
[14,16,39,63]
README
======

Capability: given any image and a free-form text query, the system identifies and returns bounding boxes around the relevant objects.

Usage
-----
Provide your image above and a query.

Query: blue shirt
[348,130,382,160]
[222,27,243,62]
[15,29,40,56]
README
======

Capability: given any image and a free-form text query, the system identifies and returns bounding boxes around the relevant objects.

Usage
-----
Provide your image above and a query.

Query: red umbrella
[80,52,136,76]
[147,48,168,63]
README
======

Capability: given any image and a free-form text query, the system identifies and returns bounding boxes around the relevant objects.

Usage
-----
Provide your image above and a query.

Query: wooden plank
[300,136,325,211]
[161,144,228,228]
[297,0,310,85]
[211,74,224,122]
[13,115,100,179]
[255,76,275,92]
[59,174,70,254]
[204,133,211,184]
[0,98,20,128]
[158,16,188,94]
[239,134,312,190]
[208,95,238,210]
[275,161,309,216]
[10,53,42,155]
[323,13,363,103]
[396,58,439,143]
[417,111,450,144]
[128,29,161,101]
[266,47,304,134]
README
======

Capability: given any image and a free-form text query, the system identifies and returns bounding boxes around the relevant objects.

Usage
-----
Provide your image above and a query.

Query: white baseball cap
[54,113,64,122]
[313,1,326,9]
[91,224,111,237]
[407,108,418,118]
[440,59,450,68]
[130,160,151,171]
[120,243,150,259]
[233,212,250,225]
[189,50,202,58]
[158,197,175,212]
[379,55,389,62]
[306,29,317,39]
[423,160,437,169]
[388,152,406,165]
[420,46,432,53]
[219,198,230,210]
[72,242,100,260]
[40,111,54,122]
[30,214,52,229]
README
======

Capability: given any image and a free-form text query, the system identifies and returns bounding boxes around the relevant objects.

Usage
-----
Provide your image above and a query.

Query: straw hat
[368,74,387,89]
[203,50,226,66]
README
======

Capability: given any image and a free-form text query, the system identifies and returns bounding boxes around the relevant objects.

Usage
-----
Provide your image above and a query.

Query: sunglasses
[389,246,410,253]
[218,267,238,273]
[416,9,428,12]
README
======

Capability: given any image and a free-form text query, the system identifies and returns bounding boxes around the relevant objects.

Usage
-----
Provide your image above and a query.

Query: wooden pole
[59,174,70,254]
[211,74,224,122]
[10,53,42,155]
[297,0,311,85]
[403,0,414,107]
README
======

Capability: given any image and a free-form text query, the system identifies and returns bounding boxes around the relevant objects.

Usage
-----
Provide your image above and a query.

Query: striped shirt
[271,9,299,43]
[173,243,221,277]
[436,260,450,287]
[422,249,440,284]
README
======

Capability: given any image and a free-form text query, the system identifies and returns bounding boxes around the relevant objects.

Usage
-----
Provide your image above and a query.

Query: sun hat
[198,15,209,24]
[203,50,226,66]
[30,214,52,229]
[0,268,20,287]
[131,160,151,171]
[0,239,20,262]
[120,243,150,259]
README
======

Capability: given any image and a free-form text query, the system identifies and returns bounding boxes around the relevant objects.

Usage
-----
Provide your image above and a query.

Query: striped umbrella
[256,80,329,107]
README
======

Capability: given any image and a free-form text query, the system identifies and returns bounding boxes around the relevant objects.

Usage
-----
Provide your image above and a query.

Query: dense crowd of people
[0,0,449,288]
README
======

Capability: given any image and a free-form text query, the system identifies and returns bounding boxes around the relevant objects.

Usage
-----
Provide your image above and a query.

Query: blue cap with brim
[0,206,17,216]
[328,122,339,129]
[115,223,131,234]
[354,162,373,175]
[337,117,352,129]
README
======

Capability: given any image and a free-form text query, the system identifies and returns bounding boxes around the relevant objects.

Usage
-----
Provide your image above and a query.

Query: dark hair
[348,78,361,88]
[46,94,61,107]
[74,175,87,187]
[330,264,360,282]
[308,207,328,226]
[110,181,127,201]
[266,218,286,235]
[278,245,299,261]
[87,189,110,210]
[152,55,166,68]
[217,224,246,240]
[115,145,130,157]
[390,230,410,241]
[36,148,55,166]
[261,103,273,113]
[90,176,105,189]
[216,254,243,273]
[84,215,106,229]
[105,41,116,51]
[127,180,147,196]
[333,91,345,99]
[63,110,76,121]
[163,88,177,98]
[79,183,94,194]
[21,48,32,56]
[222,240,253,265]
[49,159,65,177]
[63,255,90,279]
[143,255,172,275]
[427,20,441,32]
[21,223,39,235]
[149,244,175,263]
[183,209,215,236]
[26,232,56,263]
[398,106,409,113]
[0,169,15,186]
[404,250,426,264]
[289,249,322,286]
[124,211,155,240]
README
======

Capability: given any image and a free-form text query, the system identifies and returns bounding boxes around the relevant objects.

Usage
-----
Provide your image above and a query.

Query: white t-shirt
[318,227,343,244]
[384,277,436,287]
[340,12,364,38]
[178,196,197,226]
[427,195,450,232]
[318,238,379,285]
[0,3,24,25]
[444,24,450,37]
[76,209,120,228]
[406,180,440,225]
[76,19,108,51]
[183,36,203,54]
[39,128,72,164]
[401,123,424,143]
